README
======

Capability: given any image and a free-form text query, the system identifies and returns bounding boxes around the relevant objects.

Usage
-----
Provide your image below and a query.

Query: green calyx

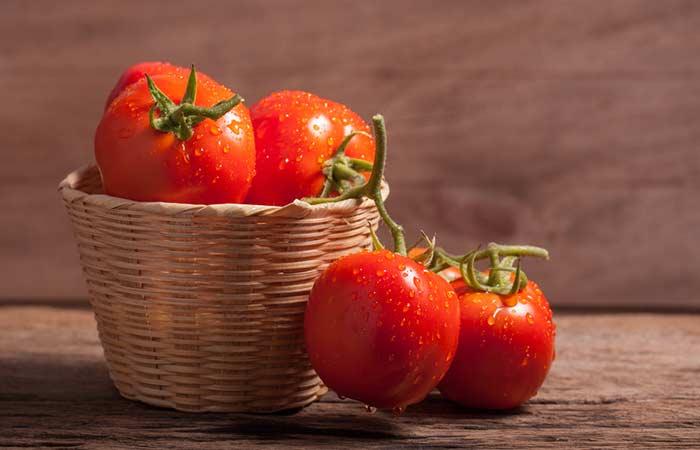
[147,65,243,141]
[304,115,407,256]
[436,243,549,295]
[318,131,374,198]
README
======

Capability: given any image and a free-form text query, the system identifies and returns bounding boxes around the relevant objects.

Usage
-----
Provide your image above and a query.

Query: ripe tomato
[105,61,180,110]
[246,90,375,206]
[95,68,256,204]
[438,278,556,410]
[304,250,461,411]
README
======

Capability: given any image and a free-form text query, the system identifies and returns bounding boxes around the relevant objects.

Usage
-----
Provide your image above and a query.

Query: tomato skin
[438,280,556,410]
[95,72,255,204]
[305,250,460,409]
[246,90,375,206]
[105,62,181,110]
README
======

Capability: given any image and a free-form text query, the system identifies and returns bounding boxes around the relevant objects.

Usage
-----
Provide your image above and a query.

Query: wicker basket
[59,164,382,413]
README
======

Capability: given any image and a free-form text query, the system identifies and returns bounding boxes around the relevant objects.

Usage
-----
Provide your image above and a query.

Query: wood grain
[1,0,700,307]
[1,306,699,448]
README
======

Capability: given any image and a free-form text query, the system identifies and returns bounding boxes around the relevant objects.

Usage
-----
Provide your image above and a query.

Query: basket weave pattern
[60,165,381,412]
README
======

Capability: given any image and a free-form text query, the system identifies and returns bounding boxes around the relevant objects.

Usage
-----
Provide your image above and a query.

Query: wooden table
[2,304,699,449]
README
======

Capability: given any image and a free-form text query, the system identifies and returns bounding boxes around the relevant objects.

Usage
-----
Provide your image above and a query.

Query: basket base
[114,383,329,413]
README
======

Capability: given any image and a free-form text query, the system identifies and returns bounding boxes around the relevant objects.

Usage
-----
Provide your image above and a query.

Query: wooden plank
[1,306,699,448]
[1,0,700,306]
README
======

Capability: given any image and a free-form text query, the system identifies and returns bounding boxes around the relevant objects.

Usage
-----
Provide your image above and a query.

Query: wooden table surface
[1,305,699,449]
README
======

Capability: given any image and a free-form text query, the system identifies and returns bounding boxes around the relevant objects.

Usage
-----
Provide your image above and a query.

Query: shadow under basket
[59,165,382,413]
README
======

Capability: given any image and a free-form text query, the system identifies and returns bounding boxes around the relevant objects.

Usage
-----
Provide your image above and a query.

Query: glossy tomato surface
[95,72,255,204]
[246,90,374,206]
[105,61,181,110]
[305,250,460,410]
[438,279,556,410]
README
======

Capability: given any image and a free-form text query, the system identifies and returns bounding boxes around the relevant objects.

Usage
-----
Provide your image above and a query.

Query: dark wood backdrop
[2,0,699,309]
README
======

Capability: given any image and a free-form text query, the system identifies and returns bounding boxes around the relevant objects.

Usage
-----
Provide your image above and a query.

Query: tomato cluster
[95,61,556,414]
[303,115,555,412]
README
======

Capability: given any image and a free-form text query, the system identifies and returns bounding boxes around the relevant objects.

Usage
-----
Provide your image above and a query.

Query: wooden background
[1,0,699,309]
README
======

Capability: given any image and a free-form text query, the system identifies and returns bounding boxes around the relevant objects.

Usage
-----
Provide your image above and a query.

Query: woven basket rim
[59,164,388,218]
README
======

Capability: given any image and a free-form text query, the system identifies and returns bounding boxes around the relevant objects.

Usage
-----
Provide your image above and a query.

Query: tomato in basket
[95,65,256,204]
[105,61,180,110]
[246,90,375,206]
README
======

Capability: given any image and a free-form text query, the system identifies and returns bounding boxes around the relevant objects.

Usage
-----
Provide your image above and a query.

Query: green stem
[304,115,407,256]
[449,243,548,294]
[317,131,371,198]
[333,163,365,185]
[147,65,242,141]
[348,158,374,171]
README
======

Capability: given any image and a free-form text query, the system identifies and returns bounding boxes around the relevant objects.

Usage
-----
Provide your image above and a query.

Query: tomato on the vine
[95,66,256,204]
[246,90,375,206]
[438,246,556,410]
[303,115,460,411]
[305,250,460,410]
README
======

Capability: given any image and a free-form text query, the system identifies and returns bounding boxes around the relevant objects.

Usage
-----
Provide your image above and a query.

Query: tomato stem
[447,243,547,294]
[304,115,407,256]
[147,65,242,141]
[318,131,372,197]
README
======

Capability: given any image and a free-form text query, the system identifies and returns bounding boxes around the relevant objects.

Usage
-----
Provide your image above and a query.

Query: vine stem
[304,115,407,256]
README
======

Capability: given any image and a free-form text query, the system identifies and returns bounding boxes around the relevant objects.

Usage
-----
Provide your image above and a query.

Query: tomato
[105,61,180,110]
[438,278,556,410]
[304,250,461,411]
[246,90,375,206]
[95,67,256,204]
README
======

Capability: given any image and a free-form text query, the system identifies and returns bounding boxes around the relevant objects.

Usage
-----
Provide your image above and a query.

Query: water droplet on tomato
[209,125,220,135]
[445,351,453,362]
[223,145,230,154]
[526,313,535,324]
[408,290,415,298]
[402,303,410,313]
[352,268,359,275]
[376,269,385,277]
[194,147,204,157]
[487,315,496,326]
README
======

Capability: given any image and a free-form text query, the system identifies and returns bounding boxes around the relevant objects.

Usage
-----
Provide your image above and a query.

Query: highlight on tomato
[303,115,461,412]
[246,90,375,206]
[95,65,256,204]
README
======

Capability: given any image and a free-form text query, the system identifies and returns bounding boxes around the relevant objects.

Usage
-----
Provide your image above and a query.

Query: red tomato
[95,69,256,204]
[105,61,181,110]
[438,279,556,410]
[246,90,375,206]
[305,250,461,411]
